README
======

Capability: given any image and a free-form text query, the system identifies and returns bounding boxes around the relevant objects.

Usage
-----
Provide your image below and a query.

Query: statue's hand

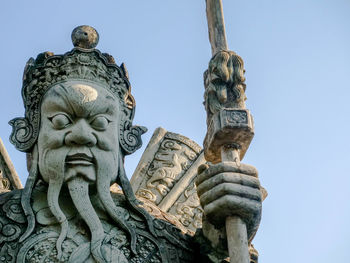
[195,162,262,243]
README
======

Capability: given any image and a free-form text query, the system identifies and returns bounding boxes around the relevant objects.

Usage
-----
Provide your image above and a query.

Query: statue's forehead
[70,83,98,103]
[41,81,119,116]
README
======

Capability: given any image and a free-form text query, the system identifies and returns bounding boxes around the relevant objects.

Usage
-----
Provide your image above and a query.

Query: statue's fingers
[196,172,260,196]
[203,195,261,224]
[199,183,262,207]
[196,162,258,186]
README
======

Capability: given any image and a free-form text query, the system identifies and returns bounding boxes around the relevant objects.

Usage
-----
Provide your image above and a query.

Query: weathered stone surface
[131,128,202,204]
[204,108,254,163]
[0,25,265,263]
[1,26,200,263]
[202,46,263,262]
[130,127,205,234]
[130,128,264,261]
[0,185,196,263]
[1,26,227,263]
[203,50,247,125]
[206,0,228,55]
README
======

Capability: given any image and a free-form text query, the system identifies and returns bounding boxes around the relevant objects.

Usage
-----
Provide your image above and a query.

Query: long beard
[92,147,138,254]
[41,146,134,262]
[40,147,70,260]
[67,177,105,262]
[40,146,104,262]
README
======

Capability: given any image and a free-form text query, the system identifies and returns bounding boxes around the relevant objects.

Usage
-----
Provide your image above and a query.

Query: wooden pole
[221,146,250,263]
[205,1,250,262]
[206,0,228,54]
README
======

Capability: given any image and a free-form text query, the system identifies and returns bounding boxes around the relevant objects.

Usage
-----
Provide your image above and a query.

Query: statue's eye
[49,114,71,130]
[90,116,109,131]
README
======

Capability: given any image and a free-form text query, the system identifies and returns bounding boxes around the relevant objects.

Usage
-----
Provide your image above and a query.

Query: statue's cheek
[38,117,66,147]
[98,139,116,152]
[95,130,118,151]
[39,129,66,149]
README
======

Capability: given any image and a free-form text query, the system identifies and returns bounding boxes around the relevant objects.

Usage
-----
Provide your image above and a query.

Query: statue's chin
[64,165,96,183]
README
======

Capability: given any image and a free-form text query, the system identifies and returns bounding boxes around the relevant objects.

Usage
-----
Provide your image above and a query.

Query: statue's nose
[65,119,97,147]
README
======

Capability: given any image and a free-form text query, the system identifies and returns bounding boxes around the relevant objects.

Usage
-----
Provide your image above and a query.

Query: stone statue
[0,26,263,263]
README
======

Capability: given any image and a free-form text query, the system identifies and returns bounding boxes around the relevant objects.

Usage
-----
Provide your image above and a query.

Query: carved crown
[9,25,145,155]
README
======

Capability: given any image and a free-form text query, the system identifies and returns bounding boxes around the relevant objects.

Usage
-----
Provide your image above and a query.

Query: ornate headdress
[9,25,146,155]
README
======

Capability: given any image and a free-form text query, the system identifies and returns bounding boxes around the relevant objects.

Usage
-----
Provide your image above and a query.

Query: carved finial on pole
[204,1,253,263]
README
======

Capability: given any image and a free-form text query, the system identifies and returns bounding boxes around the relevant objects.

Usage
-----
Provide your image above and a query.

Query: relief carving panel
[134,129,201,206]
[131,128,205,235]
[168,181,204,234]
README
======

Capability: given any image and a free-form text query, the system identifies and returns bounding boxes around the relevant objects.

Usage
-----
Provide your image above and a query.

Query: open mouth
[65,153,94,166]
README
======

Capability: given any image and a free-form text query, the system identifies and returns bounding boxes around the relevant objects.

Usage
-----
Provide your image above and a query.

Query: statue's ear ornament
[9,117,36,152]
[119,120,147,155]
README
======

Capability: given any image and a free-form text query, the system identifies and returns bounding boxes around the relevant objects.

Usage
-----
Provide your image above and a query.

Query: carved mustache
[66,153,94,165]
[65,148,95,165]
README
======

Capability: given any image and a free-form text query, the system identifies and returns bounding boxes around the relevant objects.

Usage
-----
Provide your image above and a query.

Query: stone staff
[204,0,255,262]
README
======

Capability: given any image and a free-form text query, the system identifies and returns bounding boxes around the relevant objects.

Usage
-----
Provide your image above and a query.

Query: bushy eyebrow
[87,94,118,118]
[42,85,119,118]
[42,88,75,116]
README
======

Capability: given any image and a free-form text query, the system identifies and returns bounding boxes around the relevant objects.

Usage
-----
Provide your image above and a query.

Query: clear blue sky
[1,1,349,262]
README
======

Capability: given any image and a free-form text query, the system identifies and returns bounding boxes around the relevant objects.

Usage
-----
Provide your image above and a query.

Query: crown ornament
[10,25,146,155]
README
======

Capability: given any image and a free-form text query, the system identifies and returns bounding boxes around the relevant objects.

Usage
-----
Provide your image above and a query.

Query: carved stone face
[35,80,135,261]
[37,80,120,185]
